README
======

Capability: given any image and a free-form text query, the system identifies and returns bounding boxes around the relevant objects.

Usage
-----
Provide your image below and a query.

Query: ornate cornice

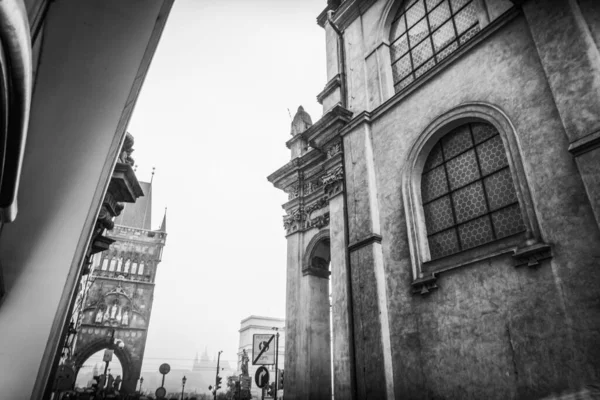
[302,104,353,150]
[322,166,344,199]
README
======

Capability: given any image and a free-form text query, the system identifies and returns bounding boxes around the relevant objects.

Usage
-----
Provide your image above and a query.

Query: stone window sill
[412,233,552,295]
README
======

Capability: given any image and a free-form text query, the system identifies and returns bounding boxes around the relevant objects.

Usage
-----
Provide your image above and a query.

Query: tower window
[421,122,525,259]
[390,0,480,92]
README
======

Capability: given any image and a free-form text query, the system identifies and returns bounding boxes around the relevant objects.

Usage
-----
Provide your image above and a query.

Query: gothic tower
[71,181,167,394]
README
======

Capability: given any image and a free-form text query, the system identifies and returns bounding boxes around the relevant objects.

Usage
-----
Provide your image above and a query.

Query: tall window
[421,122,525,259]
[390,0,480,92]
[101,257,109,271]
[131,261,138,275]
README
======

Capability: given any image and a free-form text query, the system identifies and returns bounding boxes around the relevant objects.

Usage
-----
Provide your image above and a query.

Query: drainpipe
[327,11,347,108]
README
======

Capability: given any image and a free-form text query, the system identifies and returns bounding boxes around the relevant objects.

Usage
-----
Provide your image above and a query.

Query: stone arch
[302,229,331,279]
[401,102,542,279]
[72,337,137,393]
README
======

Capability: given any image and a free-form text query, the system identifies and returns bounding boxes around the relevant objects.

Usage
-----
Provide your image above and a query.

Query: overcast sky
[123,0,327,374]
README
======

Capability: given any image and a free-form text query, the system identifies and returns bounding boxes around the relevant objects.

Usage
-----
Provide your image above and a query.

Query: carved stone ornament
[322,166,344,198]
[309,212,330,230]
[286,184,300,200]
[118,132,135,166]
[326,142,342,158]
[305,197,328,215]
[283,207,304,235]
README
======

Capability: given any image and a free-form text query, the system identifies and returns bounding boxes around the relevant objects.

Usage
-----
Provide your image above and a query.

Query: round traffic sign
[159,363,171,375]
[255,366,269,388]
[155,386,167,398]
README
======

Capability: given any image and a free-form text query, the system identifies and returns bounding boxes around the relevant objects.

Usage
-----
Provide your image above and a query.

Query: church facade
[269,1,600,399]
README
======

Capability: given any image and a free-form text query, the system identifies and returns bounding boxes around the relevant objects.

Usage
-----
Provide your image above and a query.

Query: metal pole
[274,330,279,400]
[214,351,222,400]
[181,380,186,400]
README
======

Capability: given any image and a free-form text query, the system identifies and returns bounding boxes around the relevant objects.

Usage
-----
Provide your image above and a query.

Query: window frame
[402,103,543,281]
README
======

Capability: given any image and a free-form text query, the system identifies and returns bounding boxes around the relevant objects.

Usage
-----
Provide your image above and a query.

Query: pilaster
[342,118,394,400]
[519,0,600,228]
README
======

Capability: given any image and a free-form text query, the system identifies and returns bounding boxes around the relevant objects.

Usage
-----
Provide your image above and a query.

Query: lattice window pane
[395,75,415,92]
[408,18,429,47]
[437,41,458,61]
[415,57,436,77]
[476,135,508,175]
[452,181,487,223]
[424,196,455,233]
[392,53,412,82]
[484,169,518,211]
[424,143,443,172]
[412,39,434,67]
[429,229,460,259]
[454,2,477,35]
[390,17,407,41]
[426,0,444,11]
[492,204,525,238]
[459,24,480,44]
[446,149,480,189]
[428,1,451,30]
[406,0,426,28]
[442,125,473,158]
[450,0,470,12]
[458,216,493,249]
[422,166,449,202]
[390,34,409,61]
[472,122,497,144]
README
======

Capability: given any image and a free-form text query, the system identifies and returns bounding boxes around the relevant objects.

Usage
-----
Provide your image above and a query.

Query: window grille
[390,0,480,92]
[421,122,525,259]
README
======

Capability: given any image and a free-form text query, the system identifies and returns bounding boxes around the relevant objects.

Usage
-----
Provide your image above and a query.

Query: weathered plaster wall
[348,12,600,399]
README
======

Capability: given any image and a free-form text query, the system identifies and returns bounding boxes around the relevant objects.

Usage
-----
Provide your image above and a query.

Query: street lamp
[181,375,187,400]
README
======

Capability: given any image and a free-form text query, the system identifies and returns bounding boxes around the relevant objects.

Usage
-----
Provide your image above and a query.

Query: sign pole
[274,330,279,400]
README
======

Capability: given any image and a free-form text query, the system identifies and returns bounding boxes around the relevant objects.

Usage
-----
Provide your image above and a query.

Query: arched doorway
[301,231,333,399]
[72,337,137,394]
[75,350,123,389]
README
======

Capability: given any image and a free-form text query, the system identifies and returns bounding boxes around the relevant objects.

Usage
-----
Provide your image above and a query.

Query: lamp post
[139,376,144,394]
[181,375,187,400]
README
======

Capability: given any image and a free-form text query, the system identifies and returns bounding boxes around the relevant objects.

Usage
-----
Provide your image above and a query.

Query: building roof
[113,181,152,230]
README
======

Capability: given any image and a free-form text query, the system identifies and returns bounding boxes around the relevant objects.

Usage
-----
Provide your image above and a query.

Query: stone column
[343,122,394,400]
[284,232,303,400]
[518,0,600,228]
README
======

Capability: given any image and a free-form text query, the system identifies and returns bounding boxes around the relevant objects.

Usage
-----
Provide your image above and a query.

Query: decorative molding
[302,266,331,279]
[411,273,438,295]
[322,166,344,198]
[308,212,330,230]
[513,242,552,268]
[285,184,300,200]
[568,128,600,157]
[317,74,342,104]
[348,233,383,252]
[318,0,378,30]
[283,207,304,235]
[326,142,342,158]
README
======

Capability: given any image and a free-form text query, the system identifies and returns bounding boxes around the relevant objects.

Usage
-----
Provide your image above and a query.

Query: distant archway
[72,337,136,394]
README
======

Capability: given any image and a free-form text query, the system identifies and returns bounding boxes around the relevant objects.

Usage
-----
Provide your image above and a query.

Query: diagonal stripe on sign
[253,334,275,364]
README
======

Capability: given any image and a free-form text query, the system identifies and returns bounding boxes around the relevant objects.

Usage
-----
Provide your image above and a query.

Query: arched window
[109,258,116,272]
[131,261,138,275]
[390,0,480,92]
[124,259,131,274]
[138,261,145,276]
[421,122,525,259]
[101,257,109,271]
[116,257,123,272]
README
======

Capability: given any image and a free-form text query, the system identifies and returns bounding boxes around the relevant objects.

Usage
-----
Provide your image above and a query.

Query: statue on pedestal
[241,349,249,376]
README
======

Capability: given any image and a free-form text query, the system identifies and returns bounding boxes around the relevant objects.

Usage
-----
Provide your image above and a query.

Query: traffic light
[267,382,276,397]
[216,376,222,390]
[278,369,284,390]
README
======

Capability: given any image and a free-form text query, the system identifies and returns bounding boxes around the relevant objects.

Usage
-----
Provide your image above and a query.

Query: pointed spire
[159,207,167,232]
